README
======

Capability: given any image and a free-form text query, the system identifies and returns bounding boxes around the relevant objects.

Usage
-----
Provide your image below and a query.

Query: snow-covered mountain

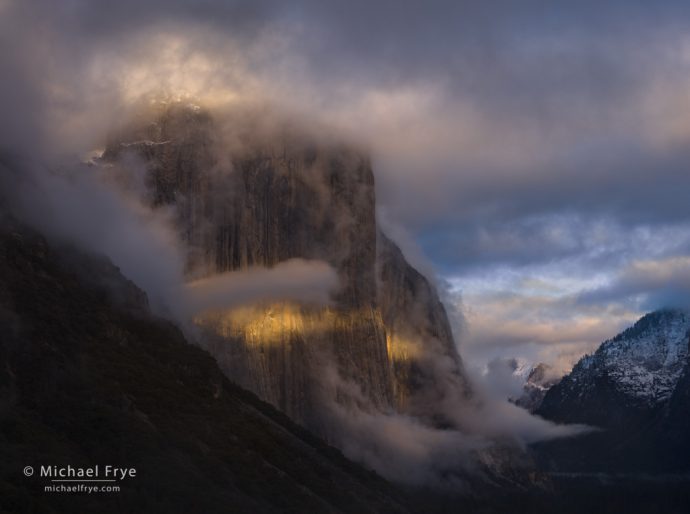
[534,309,690,473]
[513,363,561,412]
[540,309,690,418]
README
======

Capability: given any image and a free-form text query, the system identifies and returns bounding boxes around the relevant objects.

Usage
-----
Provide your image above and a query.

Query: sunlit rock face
[103,101,469,427]
[197,303,393,426]
[377,232,469,418]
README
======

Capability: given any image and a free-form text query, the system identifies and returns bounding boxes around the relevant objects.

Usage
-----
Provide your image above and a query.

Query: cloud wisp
[185,259,339,313]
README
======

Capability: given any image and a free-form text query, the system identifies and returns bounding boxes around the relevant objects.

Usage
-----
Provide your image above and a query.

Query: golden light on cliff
[194,301,426,414]
[195,302,391,347]
[195,300,425,370]
[386,332,423,362]
[196,303,332,346]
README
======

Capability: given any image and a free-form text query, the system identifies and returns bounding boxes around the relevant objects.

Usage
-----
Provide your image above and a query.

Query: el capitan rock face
[102,102,470,430]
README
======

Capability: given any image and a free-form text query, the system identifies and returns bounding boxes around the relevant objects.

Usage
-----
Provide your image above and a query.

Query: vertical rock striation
[377,231,469,421]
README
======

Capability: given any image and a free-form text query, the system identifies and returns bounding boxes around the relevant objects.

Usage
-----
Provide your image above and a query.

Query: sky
[4,0,690,375]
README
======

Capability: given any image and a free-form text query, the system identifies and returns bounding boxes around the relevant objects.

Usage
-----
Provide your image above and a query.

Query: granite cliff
[101,102,470,432]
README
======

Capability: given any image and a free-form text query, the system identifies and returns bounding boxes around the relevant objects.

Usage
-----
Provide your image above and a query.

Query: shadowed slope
[0,217,409,514]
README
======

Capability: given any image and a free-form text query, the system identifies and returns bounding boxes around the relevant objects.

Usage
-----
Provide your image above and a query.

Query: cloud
[5,0,690,243]
[315,356,589,487]
[1,157,338,325]
[3,158,188,317]
[479,358,528,400]
[449,259,641,374]
[185,259,338,313]
[580,256,690,310]
[445,215,690,374]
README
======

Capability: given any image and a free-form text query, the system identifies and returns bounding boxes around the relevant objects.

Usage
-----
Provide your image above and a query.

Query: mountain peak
[512,362,561,412]
[581,309,690,405]
[535,309,690,473]
[538,308,690,430]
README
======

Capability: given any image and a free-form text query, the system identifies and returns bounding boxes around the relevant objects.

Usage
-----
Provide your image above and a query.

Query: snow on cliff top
[572,309,690,404]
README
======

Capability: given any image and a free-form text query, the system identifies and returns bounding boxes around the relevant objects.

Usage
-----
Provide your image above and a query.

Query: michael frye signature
[23,464,137,494]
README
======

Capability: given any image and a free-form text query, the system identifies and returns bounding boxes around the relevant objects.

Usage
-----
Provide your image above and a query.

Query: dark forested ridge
[0,217,409,514]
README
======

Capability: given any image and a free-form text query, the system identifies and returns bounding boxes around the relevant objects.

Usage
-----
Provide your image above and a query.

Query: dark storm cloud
[3,0,690,321]
[262,2,690,278]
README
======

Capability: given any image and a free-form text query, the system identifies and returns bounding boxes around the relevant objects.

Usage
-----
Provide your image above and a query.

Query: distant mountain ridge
[539,309,690,426]
[513,363,561,412]
[534,309,690,472]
